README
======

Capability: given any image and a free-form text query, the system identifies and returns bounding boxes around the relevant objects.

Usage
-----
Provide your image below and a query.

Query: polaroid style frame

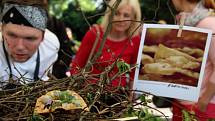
[133,24,212,102]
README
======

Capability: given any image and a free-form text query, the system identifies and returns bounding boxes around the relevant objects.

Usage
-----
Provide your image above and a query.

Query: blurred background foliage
[48,0,177,41]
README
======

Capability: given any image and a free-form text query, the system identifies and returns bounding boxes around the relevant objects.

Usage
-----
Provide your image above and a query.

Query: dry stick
[0,76,84,119]
[128,97,169,120]
[85,27,100,68]
[86,11,107,19]
[21,98,29,113]
[60,49,73,59]
[80,6,91,30]
[0,81,75,118]
[111,63,137,81]
[153,0,161,21]
[87,72,106,110]
[74,6,100,74]
[113,20,142,59]
[40,61,55,80]
[11,63,29,84]
[91,0,121,62]
[86,20,142,93]
[82,19,140,116]
[0,103,19,112]
[86,0,112,19]
[107,21,142,88]
[80,2,122,120]
[79,1,99,71]
[0,79,70,100]
[132,92,194,120]
[167,0,177,24]
[86,67,128,117]
[1,80,45,94]
[99,100,128,115]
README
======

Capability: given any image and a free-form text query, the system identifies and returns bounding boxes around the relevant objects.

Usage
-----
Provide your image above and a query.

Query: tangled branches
[0,70,168,121]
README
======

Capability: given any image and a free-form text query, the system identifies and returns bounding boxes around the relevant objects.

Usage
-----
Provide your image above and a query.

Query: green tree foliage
[49,0,177,41]
[48,0,73,18]
[61,1,105,40]
[140,0,176,24]
[49,0,98,18]
[78,0,97,11]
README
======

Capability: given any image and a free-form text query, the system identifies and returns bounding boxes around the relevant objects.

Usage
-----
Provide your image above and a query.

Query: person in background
[43,0,75,79]
[171,0,215,120]
[69,0,141,91]
[0,0,59,88]
[66,27,80,54]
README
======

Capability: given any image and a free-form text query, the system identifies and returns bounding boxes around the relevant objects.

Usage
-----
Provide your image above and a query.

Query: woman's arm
[198,81,215,111]
[196,17,215,111]
[70,26,100,74]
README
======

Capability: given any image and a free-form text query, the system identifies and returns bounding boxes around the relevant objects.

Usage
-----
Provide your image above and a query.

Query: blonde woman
[70,0,141,90]
[171,0,215,120]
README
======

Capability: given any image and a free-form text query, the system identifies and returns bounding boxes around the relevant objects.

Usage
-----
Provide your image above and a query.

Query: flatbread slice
[155,44,200,62]
[143,62,199,79]
[34,90,88,114]
[142,54,154,64]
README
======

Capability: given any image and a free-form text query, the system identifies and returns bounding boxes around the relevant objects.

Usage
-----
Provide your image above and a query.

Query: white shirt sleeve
[38,29,60,81]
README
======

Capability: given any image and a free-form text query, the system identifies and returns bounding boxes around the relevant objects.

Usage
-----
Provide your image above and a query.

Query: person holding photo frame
[171,0,215,120]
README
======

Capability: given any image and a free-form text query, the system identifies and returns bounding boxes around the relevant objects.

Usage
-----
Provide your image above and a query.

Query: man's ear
[41,31,45,42]
[1,24,5,32]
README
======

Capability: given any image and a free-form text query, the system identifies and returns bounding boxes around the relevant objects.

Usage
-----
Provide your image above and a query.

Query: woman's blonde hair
[101,0,141,36]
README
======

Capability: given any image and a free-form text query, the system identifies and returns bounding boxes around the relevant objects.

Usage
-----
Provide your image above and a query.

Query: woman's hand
[196,81,215,112]
[196,93,210,112]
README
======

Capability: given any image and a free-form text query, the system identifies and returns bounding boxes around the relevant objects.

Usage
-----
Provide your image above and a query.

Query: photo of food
[138,27,208,87]
[133,24,212,101]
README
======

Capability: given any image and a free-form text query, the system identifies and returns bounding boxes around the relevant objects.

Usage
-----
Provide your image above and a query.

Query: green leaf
[30,115,45,121]
[116,60,131,73]
[182,110,193,121]
[57,91,81,107]
[127,106,134,115]
[140,95,146,102]
[87,93,94,104]
[138,110,146,118]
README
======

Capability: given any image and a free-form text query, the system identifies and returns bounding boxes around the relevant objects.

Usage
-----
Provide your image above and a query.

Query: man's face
[2,23,44,62]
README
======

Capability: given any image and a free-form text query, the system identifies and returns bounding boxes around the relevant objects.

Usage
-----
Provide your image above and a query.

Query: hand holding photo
[133,24,212,102]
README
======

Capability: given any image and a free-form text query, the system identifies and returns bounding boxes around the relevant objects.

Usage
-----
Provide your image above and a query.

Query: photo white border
[133,24,212,102]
